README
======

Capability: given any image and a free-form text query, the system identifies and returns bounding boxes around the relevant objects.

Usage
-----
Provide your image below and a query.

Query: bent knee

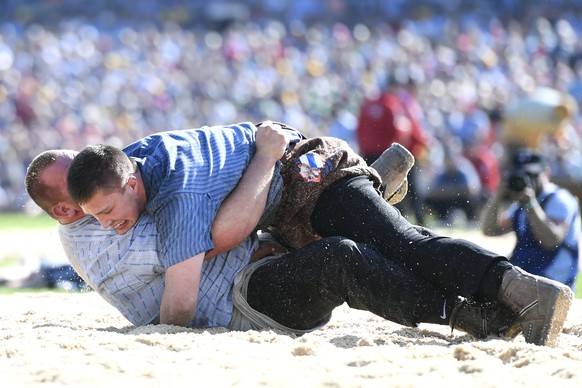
[319,236,358,250]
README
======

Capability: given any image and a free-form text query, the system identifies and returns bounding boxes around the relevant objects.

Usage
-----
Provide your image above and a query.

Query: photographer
[482,149,580,290]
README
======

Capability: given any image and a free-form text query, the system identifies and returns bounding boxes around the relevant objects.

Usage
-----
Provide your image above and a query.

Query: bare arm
[482,182,569,249]
[523,194,569,250]
[481,184,513,236]
[160,252,205,326]
[206,121,288,259]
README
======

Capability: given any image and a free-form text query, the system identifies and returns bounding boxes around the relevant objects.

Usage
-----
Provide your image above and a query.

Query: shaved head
[25,149,78,219]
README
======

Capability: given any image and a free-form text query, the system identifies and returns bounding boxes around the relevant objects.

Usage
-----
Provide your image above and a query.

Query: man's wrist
[253,152,281,167]
[522,199,535,211]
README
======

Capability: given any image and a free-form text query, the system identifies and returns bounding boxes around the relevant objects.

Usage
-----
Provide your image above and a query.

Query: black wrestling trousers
[310,176,506,299]
[246,236,455,330]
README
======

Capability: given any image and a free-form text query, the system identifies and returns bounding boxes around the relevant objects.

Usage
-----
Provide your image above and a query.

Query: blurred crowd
[1,0,582,222]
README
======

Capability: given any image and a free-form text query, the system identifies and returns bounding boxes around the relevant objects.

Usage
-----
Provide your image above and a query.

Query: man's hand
[481,180,514,236]
[256,121,288,164]
[250,232,289,262]
[515,186,536,207]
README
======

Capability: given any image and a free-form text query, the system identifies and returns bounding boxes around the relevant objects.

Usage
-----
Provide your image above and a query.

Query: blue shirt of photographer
[510,184,580,289]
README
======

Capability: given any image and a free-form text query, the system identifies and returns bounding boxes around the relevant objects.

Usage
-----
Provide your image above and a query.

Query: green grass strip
[0,212,57,230]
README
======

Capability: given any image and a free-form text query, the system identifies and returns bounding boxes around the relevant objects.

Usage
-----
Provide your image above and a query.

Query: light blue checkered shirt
[60,215,259,327]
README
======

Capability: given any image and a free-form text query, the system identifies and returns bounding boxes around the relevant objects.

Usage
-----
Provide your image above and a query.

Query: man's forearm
[525,200,568,249]
[208,121,288,258]
[208,153,277,257]
[481,193,509,236]
[160,254,204,326]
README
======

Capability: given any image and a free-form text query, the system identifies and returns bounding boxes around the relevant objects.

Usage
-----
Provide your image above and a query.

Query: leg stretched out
[246,236,515,338]
[311,176,508,299]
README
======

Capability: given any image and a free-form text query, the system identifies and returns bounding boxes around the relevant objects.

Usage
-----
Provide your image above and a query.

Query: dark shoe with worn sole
[449,298,521,339]
[370,142,415,205]
[499,267,573,347]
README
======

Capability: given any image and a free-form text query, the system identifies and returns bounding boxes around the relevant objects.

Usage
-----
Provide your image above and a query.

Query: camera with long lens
[507,170,534,192]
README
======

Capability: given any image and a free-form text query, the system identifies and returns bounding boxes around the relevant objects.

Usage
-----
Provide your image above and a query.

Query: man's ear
[52,202,84,218]
[127,175,138,191]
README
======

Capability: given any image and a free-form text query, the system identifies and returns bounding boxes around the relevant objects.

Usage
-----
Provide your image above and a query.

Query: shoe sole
[502,321,522,339]
[521,283,573,347]
[372,144,415,202]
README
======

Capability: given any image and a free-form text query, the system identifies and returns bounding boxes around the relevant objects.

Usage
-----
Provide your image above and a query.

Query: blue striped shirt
[123,122,258,267]
[123,121,302,266]
[59,214,259,327]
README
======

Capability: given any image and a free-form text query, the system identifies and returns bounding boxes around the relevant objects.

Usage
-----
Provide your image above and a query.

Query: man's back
[123,123,259,264]
[123,123,258,209]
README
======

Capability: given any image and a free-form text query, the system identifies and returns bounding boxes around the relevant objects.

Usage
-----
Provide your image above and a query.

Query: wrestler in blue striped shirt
[67,121,300,327]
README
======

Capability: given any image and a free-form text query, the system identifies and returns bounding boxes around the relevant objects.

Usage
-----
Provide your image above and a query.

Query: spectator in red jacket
[466,140,500,194]
[356,75,430,225]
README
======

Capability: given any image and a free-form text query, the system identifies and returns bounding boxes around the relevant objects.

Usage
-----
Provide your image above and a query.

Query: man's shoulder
[546,184,578,204]
[58,215,100,233]
[541,184,580,219]
[58,216,117,244]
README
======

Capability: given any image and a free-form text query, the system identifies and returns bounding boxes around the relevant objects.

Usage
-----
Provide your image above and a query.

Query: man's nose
[96,216,112,228]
